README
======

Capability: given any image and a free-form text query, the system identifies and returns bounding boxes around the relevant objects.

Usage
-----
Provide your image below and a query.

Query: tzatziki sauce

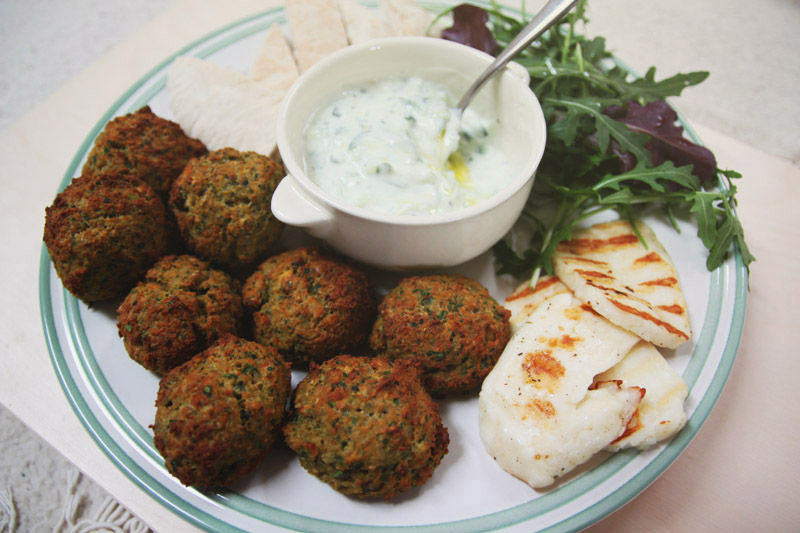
[302,76,512,216]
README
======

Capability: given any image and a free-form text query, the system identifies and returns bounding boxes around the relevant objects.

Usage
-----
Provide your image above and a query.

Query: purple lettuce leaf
[605,100,717,183]
[440,4,498,55]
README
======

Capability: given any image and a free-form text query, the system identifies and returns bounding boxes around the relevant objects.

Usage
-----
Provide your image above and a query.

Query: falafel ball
[169,147,284,269]
[117,254,244,374]
[369,274,511,396]
[242,247,376,365]
[152,334,291,489]
[81,106,207,200]
[43,173,171,302]
[283,355,449,499]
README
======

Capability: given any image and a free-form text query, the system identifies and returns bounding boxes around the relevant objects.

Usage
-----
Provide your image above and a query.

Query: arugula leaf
[689,191,720,249]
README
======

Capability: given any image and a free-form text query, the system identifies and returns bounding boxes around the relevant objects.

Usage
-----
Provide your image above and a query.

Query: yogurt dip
[302,76,513,216]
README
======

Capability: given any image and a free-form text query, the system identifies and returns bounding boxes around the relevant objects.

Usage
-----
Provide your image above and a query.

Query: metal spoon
[456,0,579,113]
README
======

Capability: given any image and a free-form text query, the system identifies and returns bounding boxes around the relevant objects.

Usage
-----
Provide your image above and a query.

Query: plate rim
[38,3,749,532]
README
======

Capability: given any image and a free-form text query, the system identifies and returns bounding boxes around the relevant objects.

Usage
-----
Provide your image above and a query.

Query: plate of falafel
[39,3,748,533]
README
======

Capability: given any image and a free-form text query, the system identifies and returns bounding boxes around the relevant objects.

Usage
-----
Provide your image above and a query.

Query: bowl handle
[271,174,334,239]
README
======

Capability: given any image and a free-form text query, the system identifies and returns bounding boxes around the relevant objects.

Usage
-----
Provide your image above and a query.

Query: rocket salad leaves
[437,1,754,283]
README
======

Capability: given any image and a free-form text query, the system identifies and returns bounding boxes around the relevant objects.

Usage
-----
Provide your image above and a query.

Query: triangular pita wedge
[285,0,349,72]
[479,292,644,488]
[552,220,692,349]
[380,0,438,36]
[250,23,300,84]
[337,0,397,44]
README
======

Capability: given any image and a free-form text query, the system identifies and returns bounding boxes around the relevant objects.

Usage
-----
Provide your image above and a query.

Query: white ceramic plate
[39,4,748,532]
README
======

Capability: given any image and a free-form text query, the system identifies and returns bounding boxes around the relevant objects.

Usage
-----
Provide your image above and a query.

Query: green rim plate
[39,3,748,532]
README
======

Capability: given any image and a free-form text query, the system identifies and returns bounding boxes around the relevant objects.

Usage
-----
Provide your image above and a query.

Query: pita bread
[552,220,692,349]
[595,340,688,451]
[337,0,397,44]
[285,0,349,72]
[167,24,299,156]
[250,23,300,85]
[167,56,286,156]
[380,0,437,36]
[479,292,644,488]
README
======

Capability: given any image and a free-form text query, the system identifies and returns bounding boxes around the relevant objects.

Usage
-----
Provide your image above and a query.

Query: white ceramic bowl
[273,36,546,269]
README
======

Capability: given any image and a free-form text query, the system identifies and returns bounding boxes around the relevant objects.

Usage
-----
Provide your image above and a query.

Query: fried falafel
[152,334,291,489]
[117,254,244,374]
[283,355,449,499]
[242,247,376,365]
[43,173,171,302]
[169,147,284,269]
[81,106,207,200]
[369,274,511,396]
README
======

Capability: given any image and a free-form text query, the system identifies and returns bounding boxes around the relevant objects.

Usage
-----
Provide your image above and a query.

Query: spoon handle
[456,0,579,112]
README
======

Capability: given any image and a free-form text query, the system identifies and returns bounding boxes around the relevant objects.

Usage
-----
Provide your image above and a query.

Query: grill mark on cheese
[580,303,598,315]
[529,398,556,418]
[543,334,583,350]
[585,279,629,297]
[606,298,690,340]
[564,303,598,320]
[506,276,560,302]
[557,255,609,266]
[575,269,614,280]
[640,277,678,288]
[634,251,664,265]
[522,350,565,390]
[562,233,639,254]
[658,304,685,315]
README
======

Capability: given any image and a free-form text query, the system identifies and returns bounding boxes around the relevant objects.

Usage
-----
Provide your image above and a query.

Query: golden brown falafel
[283,355,449,499]
[369,274,511,396]
[242,247,376,365]
[43,173,171,302]
[169,147,284,270]
[117,254,244,374]
[152,334,291,489]
[81,106,207,200]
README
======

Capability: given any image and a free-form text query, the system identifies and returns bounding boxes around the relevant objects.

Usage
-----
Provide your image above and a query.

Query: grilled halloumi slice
[479,292,644,488]
[502,273,689,456]
[552,220,692,349]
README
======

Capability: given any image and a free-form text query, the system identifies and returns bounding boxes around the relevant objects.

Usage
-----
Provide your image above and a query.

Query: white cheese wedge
[552,220,692,349]
[479,292,644,488]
